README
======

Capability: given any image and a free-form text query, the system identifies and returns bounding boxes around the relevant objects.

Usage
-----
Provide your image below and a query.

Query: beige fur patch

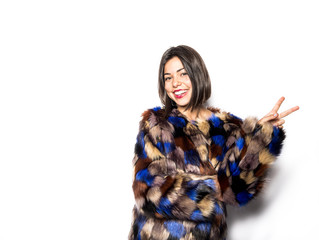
[198,195,214,217]
[149,125,162,143]
[197,145,208,161]
[146,187,162,205]
[140,218,155,239]
[197,120,210,135]
[215,111,228,121]
[145,141,165,160]
[240,170,256,185]
[259,149,275,165]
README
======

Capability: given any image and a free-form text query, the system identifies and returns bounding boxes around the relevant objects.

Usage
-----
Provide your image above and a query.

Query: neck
[178,106,205,121]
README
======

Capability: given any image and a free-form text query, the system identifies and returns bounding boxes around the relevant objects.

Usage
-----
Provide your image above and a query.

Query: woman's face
[164,57,192,110]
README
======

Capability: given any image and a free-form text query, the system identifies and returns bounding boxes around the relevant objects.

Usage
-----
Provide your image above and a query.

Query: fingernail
[274,113,277,117]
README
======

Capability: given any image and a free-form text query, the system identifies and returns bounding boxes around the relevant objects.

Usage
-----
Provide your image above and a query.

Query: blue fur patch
[156,141,174,155]
[156,142,164,154]
[236,137,245,150]
[237,191,253,206]
[164,221,186,238]
[209,115,222,128]
[135,214,147,239]
[216,147,226,162]
[229,162,240,176]
[158,197,172,217]
[168,116,186,128]
[196,222,212,232]
[212,135,225,146]
[229,113,242,121]
[216,153,225,161]
[187,179,200,188]
[268,127,284,156]
[203,179,216,190]
[136,131,147,159]
[186,187,197,201]
[152,106,161,112]
[135,169,154,186]
[191,209,205,221]
[164,142,174,154]
[184,150,201,166]
[214,203,223,215]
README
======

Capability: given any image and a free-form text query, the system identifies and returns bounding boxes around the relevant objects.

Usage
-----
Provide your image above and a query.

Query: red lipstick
[173,89,188,99]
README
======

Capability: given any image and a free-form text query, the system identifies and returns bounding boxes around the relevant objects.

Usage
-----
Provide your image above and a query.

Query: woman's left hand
[258,97,299,128]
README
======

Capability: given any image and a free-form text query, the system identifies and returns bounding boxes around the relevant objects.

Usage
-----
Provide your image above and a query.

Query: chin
[175,101,190,108]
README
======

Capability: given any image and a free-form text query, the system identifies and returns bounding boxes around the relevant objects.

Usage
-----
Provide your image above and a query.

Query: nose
[172,75,182,87]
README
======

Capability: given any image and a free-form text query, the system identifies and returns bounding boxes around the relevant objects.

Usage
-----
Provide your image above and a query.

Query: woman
[129,45,299,240]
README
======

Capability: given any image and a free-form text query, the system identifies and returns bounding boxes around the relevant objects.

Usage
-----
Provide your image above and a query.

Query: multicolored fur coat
[129,107,285,240]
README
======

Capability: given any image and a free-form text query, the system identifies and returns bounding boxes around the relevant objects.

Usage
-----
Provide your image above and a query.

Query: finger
[259,112,279,124]
[272,119,285,127]
[271,96,285,113]
[279,106,300,118]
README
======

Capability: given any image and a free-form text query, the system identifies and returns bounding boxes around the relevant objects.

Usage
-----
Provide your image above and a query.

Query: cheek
[185,79,192,89]
[164,82,171,92]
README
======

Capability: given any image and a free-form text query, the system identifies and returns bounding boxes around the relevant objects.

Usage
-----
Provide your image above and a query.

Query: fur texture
[129,107,285,240]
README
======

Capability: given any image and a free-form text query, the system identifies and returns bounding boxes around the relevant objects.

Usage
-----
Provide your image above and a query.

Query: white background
[0,0,318,239]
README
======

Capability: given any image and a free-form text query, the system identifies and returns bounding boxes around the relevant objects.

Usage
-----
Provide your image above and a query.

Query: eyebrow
[164,68,185,75]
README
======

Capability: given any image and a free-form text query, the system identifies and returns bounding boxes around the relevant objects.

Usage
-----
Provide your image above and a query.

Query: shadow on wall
[226,164,286,239]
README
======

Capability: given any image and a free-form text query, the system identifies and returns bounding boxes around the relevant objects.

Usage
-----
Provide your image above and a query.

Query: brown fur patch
[159,176,176,195]
[218,174,230,193]
[200,161,216,175]
[134,158,152,176]
[239,144,248,160]
[211,144,222,158]
[255,164,269,177]
[207,107,220,114]
[133,180,148,199]
[175,136,194,151]
[222,188,237,205]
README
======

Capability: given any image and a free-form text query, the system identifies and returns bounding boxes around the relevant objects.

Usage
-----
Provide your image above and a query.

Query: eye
[164,77,172,81]
[181,72,188,77]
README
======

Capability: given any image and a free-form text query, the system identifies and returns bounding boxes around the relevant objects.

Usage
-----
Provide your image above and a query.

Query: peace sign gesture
[258,97,299,128]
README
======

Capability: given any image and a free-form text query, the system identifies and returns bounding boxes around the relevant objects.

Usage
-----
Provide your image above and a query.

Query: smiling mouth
[173,90,188,99]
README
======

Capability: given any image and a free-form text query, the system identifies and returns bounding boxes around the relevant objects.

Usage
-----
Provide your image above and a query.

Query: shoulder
[138,106,166,132]
[207,106,243,127]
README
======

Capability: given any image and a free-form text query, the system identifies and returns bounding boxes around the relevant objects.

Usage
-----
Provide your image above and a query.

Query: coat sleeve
[214,112,285,206]
[132,110,224,221]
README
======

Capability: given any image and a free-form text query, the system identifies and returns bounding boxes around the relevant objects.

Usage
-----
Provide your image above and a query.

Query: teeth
[174,90,187,95]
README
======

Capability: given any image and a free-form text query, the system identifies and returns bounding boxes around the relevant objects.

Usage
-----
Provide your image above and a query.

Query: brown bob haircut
[158,45,211,115]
